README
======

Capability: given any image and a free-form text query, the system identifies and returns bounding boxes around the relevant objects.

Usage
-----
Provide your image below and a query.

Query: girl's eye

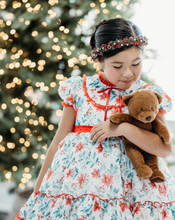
[132,62,140,67]
[114,66,122,69]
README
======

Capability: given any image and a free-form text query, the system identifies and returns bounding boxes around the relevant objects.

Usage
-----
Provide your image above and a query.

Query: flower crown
[91,36,148,61]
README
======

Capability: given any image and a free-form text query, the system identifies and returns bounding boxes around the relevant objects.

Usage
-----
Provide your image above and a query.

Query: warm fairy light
[5,172,11,180]
[7,142,15,149]
[6,20,11,26]
[124,0,130,5]
[24,128,31,135]
[56,109,62,116]
[48,124,54,130]
[19,138,25,144]
[10,127,16,133]
[37,136,42,141]
[0,69,4,75]
[57,55,63,60]
[103,9,110,14]
[12,166,18,171]
[0,145,5,152]
[42,22,47,27]
[34,4,41,11]
[48,31,54,38]
[21,147,27,152]
[46,52,51,57]
[0,135,3,142]
[48,0,59,6]
[50,82,56,87]
[25,20,30,26]
[53,37,58,42]
[31,31,38,37]
[64,28,69,34]
[90,3,95,7]
[40,154,45,160]
[56,73,64,80]
[59,26,65,31]
[24,167,30,172]
[19,183,25,190]
[24,141,30,147]
[1,103,7,110]
[116,14,121,18]
[101,3,106,8]
[32,153,38,159]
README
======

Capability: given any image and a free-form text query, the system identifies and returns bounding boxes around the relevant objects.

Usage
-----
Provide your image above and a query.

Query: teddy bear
[109,89,170,183]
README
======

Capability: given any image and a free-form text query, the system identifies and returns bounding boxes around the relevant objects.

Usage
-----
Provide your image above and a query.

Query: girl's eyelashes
[114,62,140,69]
[132,62,140,67]
[114,66,122,69]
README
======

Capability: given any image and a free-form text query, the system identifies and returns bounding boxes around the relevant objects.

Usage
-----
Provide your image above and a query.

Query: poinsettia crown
[91,36,148,61]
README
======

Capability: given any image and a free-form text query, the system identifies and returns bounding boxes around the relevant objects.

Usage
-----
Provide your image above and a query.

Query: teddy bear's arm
[109,113,133,125]
[152,118,170,144]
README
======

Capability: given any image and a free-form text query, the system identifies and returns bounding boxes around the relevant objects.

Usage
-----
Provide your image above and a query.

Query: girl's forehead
[106,47,143,63]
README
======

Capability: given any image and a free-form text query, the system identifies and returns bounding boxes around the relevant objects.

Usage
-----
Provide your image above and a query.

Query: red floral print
[66,196,71,205]
[66,169,73,178]
[66,93,74,105]
[101,174,114,187]
[161,209,169,219]
[119,201,128,212]
[134,205,141,215]
[158,183,167,196]
[94,200,101,211]
[75,142,84,153]
[77,173,85,189]
[46,168,53,180]
[96,144,103,153]
[91,169,100,178]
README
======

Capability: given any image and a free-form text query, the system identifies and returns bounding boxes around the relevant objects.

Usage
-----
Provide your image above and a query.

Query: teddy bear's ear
[154,92,163,104]
[122,93,134,106]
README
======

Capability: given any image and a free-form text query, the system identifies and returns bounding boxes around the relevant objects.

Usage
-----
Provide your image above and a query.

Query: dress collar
[98,71,115,87]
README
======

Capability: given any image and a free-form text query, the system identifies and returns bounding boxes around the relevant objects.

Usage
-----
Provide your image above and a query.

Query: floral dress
[15,72,175,220]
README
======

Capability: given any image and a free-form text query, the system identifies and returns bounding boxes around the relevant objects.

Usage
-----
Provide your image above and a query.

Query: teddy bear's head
[122,90,163,123]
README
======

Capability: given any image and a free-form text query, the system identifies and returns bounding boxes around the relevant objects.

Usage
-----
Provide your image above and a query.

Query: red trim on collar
[98,71,115,86]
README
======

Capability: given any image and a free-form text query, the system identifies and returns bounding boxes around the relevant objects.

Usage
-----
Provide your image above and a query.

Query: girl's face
[100,46,143,90]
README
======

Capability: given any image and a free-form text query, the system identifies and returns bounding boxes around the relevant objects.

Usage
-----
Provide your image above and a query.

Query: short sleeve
[58,76,82,109]
[151,85,172,114]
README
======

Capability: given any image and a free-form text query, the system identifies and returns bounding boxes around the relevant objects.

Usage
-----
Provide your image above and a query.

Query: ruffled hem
[15,191,175,220]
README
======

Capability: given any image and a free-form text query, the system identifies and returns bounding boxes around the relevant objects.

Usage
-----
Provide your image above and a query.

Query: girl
[15,18,175,220]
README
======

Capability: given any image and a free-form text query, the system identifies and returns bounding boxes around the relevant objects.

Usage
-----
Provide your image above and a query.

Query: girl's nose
[123,67,133,78]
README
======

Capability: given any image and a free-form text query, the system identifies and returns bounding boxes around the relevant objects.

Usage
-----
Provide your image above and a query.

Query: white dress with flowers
[16,72,175,220]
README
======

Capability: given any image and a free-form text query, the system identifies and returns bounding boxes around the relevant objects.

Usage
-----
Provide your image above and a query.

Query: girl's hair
[90,18,144,62]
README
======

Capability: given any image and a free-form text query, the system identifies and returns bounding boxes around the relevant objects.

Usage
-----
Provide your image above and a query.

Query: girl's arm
[34,106,76,193]
[90,112,172,158]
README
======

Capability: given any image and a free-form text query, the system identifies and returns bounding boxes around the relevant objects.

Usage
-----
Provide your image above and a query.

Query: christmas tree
[0,0,153,189]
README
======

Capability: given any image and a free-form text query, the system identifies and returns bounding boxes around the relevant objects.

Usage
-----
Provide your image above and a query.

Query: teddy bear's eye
[141,108,144,111]
[151,107,154,111]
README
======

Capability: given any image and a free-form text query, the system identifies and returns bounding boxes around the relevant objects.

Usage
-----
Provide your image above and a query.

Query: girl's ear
[96,58,104,69]
[122,93,133,106]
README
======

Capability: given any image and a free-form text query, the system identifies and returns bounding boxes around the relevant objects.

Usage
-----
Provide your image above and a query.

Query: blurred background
[0,0,174,219]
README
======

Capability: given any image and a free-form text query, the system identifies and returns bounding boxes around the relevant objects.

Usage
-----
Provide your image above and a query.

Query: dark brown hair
[90,18,144,62]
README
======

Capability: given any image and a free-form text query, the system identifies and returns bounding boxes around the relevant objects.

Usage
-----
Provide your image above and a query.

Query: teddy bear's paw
[161,133,170,145]
[137,165,153,179]
[109,115,120,124]
[149,171,166,183]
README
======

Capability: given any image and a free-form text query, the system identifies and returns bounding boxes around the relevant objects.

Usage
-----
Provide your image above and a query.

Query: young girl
[15,18,175,220]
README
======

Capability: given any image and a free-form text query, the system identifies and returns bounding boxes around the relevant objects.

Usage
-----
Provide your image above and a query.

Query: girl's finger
[90,126,102,140]
[91,130,105,143]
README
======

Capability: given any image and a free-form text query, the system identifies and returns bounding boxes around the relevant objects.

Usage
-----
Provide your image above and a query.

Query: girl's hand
[90,121,123,143]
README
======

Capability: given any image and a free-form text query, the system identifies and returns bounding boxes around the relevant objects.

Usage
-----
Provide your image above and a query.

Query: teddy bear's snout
[145,116,152,121]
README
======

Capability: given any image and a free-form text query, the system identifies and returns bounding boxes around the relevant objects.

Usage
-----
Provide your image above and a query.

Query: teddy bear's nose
[146,116,152,121]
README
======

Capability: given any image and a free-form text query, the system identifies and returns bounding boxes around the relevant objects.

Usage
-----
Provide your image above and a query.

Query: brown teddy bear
[109,89,170,183]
